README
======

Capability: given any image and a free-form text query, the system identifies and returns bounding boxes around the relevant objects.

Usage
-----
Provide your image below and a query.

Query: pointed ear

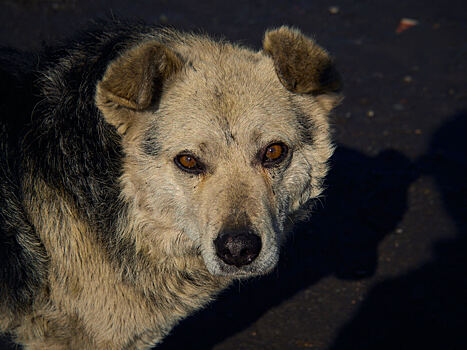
[96,41,183,131]
[263,26,342,111]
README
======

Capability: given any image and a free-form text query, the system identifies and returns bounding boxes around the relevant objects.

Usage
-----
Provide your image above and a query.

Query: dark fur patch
[23,22,139,234]
[0,175,47,314]
[0,48,48,315]
[0,23,152,299]
[295,108,316,147]
[142,127,162,158]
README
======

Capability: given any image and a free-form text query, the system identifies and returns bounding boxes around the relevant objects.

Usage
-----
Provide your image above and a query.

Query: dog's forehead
[154,46,300,150]
[172,42,287,113]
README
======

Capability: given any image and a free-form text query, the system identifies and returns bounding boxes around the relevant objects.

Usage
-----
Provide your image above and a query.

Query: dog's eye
[262,143,288,167]
[175,154,204,174]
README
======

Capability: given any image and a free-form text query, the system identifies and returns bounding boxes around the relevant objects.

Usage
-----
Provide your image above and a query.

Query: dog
[0,21,342,349]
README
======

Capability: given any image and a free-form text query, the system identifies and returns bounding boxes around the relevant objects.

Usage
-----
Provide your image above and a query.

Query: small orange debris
[396,18,419,34]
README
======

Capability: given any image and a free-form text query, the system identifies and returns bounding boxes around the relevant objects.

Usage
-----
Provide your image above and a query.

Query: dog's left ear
[96,41,183,132]
[263,26,342,111]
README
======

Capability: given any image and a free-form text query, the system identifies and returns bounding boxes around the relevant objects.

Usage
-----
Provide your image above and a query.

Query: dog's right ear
[96,41,183,133]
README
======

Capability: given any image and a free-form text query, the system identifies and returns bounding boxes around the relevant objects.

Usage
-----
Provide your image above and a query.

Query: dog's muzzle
[214,230,262,267]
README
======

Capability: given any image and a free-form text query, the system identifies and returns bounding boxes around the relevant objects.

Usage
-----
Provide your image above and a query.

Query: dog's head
[96,27,342,277]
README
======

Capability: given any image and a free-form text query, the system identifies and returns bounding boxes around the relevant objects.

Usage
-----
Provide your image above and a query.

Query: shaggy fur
[0,21,341,349]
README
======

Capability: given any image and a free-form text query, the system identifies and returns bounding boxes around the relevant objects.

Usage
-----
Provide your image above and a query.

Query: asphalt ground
[0,1,466,349]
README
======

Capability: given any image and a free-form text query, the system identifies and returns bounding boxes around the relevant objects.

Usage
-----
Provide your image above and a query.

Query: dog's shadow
[158,143,417,349]
[328,112,467,350]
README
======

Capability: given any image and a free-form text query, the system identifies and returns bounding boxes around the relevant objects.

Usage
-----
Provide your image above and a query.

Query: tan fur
[4,26,341,349]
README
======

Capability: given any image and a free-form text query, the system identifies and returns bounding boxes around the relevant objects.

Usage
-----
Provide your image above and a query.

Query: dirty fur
[0,21,342,349]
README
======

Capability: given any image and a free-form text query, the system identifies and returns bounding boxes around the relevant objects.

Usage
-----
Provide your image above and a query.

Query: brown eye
[175,154,204,174]
[262,143,288,167]
[179,155,196,168]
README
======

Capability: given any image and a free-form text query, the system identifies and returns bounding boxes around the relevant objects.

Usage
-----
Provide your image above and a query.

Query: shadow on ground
[329,112,467,350]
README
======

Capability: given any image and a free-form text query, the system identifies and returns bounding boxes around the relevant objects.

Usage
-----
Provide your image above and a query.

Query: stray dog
[0,21,342,349]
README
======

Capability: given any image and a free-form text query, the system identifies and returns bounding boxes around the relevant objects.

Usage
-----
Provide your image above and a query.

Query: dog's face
[96,27,341,277]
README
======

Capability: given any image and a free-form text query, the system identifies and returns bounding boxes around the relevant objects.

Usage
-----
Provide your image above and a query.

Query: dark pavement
[0,1,466,349]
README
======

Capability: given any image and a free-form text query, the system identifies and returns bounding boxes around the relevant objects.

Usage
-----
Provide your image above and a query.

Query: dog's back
[0,48,48,328]
[0,24,138,328]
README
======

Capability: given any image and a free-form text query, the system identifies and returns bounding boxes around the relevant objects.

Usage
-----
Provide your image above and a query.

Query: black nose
[214,231,262,267]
